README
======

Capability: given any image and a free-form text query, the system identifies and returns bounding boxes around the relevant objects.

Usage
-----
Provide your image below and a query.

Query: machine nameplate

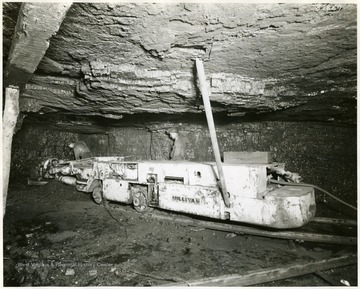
[172,196,201,204]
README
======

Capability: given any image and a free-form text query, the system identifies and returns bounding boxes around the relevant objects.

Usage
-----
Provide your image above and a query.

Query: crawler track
[104,202,357,246]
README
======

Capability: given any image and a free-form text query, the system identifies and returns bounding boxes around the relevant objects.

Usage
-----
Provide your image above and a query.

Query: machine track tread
[104,202,357,246]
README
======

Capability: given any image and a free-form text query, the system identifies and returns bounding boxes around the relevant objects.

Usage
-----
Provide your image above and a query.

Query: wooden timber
[153,212,357,245]
[312,217,357,226]
[3,87,20,217]
[160,254,357,286]
[107,203,357,245]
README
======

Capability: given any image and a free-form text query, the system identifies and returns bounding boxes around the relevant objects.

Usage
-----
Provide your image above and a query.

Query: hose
[269,179,357,211]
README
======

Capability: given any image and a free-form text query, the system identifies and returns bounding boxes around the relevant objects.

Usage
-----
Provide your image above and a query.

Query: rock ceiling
[3,3,357,126]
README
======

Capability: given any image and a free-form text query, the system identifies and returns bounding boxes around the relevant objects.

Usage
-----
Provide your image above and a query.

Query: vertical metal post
[195,59,230,207]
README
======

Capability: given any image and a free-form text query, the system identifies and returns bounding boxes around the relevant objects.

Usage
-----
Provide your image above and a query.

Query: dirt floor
[3,180,358,286]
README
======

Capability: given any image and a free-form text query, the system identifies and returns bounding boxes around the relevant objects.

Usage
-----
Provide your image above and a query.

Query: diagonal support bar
[195,58,230,207]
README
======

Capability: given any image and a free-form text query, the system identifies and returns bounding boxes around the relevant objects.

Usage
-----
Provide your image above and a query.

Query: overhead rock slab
[4,2,72,87]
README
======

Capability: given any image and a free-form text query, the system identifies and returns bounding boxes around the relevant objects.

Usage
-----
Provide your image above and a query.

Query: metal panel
[107,162,138,180]
[103,178,132,204]
[138,161,267,199]
[137,162,191,184]
[187,163,218,187]
[158,183,225,219]
[230,186,316,228]
[93,161,138,181]
[216,164,267,199]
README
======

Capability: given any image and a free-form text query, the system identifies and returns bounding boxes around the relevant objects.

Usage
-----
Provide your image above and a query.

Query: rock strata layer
[3,3,356,124]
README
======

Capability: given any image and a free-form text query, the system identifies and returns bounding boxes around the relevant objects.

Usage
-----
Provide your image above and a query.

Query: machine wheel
[92,186,103,204]
[133,190,152,213]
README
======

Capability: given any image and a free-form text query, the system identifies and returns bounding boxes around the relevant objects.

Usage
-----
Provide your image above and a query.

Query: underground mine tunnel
[2,2,357,287]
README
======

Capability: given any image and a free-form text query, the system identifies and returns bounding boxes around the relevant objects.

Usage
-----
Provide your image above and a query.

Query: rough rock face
[4,3,355,124]
[2,2,21,69]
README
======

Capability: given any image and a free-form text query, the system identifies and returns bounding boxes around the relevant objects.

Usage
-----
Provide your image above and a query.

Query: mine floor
[3,181,357,286]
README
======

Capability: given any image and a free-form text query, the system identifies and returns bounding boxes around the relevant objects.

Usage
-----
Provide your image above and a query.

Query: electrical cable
[269,179,357,211]
[102,196,121,223]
